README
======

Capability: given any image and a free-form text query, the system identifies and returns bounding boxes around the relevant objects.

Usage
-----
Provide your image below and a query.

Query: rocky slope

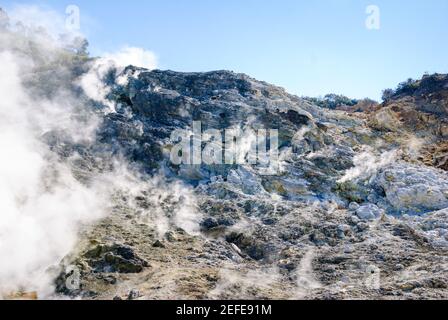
[1,12,447,299]
[51,68,448,300]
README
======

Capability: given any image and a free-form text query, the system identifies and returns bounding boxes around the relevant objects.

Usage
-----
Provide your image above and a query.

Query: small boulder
[349,202,360,211]
[376,164,448,215]
[85,244,149,274]
[127,289,141,300]
[152,240,166,248]
[356,204,383,221]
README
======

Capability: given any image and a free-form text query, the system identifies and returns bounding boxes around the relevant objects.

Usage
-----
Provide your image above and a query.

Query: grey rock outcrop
[376,164,448,215]
[356,204,383,220]
[56,68,448,300]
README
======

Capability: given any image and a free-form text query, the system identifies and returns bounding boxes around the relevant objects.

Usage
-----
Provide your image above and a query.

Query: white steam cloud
[79,47,158,110]
[109,165,201,238]
[0,50,107,296]
[338,147,398,183]
[295,249,321,298]
[6,4,84,49]
[0,5,194,299]
[103,46,158,70]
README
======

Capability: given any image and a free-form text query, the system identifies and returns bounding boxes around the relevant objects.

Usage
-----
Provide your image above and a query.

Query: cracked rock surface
[51,70,448,300]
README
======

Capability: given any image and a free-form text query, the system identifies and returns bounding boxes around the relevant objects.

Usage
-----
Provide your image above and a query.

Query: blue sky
[3,0,448,100]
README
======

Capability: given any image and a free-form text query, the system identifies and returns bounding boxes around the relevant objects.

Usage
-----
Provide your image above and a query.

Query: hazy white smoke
[0,6,111,298]
[295,249,321,298]
[338,147,398,183]
[104,46,158,70]
[109,164,201,237]
[208,265,282,299]
[6,4,85,49]
[79,46,158,110]
[0,49,108,296]
[404,135,426,160]
[7,5,67,35]
[0,6,191,299]
[78,59,116,111]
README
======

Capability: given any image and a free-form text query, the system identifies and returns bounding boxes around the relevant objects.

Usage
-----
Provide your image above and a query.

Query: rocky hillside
[51,67,448,300]
[1,11,447,299]
[377,74,448,171]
